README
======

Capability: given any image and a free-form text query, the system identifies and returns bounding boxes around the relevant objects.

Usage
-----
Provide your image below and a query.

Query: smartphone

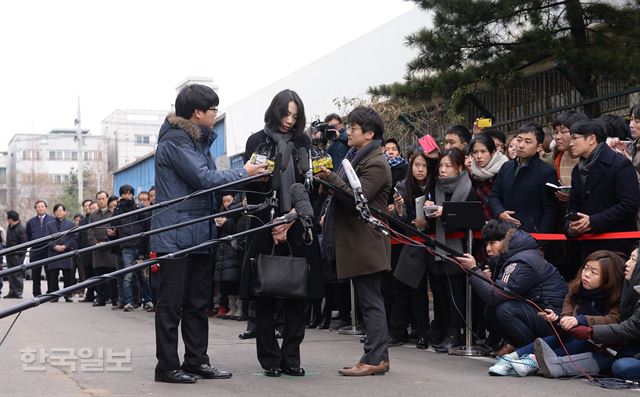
[477,118,493,128]
[566,211,581,222]
[393,187,400,197]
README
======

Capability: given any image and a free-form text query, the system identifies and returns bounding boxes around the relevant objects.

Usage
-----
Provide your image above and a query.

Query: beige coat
[325,147,392,279]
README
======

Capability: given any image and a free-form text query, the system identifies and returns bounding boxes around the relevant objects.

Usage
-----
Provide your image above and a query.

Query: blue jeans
[122,247,151,305]
[517,335,593,357]
[489,300,553,348]
[594,346,640,380]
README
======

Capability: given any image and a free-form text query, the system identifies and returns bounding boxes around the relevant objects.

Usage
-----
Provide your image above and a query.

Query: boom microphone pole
[0,201,270,279]
[0,172,269,258]
[0,213,297,319]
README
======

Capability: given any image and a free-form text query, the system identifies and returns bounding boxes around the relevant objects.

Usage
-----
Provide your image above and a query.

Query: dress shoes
[360,335,367,344]
[339,361,388,376]
[239,330,256,339]
[342,361,390,372]
[80,296,95,303]
[264,368,282,377]
[181,364,232,379]
[282,367,305,376]
[416,337,428,350]
[388,336,407,347]
[154,369,197,384]
[64,297,73,303]
[318,318,331,330]
[4,294,20,299]
[433,335,462,353]
[92,301,106,307]
[491,342,516,357]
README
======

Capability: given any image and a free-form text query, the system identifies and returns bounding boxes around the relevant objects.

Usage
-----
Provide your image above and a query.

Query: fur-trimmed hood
[159,113,209,143]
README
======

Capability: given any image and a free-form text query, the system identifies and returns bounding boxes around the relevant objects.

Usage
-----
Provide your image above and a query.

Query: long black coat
[214,213,242,282]
[46,219,78,271]
[6,222,27,268]
[489,155,559,233]
[239,129,323,300]
[567,144,640,256]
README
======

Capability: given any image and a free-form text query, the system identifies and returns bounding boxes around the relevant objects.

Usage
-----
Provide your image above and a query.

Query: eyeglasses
[208,107,218,113]
[345,124,361,131]
[569,134,586,141]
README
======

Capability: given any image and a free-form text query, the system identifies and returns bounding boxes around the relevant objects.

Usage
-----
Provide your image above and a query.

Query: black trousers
[255,297,306,369]
[155,254,212,371]
[388,271,429,340]
[429,270,466,337]
[46,268,73,297]
[353,272,389,365]
[93,267,118,304]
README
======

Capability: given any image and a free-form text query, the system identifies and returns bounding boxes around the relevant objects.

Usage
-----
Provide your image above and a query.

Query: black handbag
[250,242,309,299]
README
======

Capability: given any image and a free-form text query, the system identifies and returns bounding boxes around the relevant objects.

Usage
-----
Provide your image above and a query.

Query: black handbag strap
[270,241,294,257]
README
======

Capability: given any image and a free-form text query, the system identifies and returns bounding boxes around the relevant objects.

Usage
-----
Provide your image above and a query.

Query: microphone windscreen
[341,159,362,190]
[290,183,314,218]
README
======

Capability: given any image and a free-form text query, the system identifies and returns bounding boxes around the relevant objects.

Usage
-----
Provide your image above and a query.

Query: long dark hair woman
[388,150,435,349]
[425,148,477,353]
[239,89,323,378]
[469,133,508,221]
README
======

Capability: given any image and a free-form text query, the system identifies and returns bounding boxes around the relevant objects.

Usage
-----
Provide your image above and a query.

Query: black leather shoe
[306,319,320,329]
[318,318,331,329]
[92,301,106,307]
[154,369,196,383]
[388,337,407,347]
[433,335,462,353]
[181,364,232,379]
[264,368,282,377]
[416,337,428,350]
[360,335,367,344]
[64,297,73,303]
[239,330,256,339]
[282,367,305,376]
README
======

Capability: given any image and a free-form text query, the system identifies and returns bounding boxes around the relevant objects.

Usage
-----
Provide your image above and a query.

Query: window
[23,150,41,160]
[49,174,69,184]
[135,135,150,145]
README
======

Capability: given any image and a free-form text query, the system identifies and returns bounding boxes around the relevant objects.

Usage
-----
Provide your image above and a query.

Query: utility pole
[75,96,83,205]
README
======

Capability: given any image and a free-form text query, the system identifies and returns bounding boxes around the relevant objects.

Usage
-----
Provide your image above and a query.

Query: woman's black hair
[481,219,519,242]
[439,148,466,170]
[403,151,434,205]
[175,84,219,119]
[469,133,497,154]
[631,103,640,119]
[53,203,66,212]
[264,89,306,134]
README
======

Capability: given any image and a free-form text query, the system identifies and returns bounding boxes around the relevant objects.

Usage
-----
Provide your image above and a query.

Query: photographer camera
[312,113,349,167]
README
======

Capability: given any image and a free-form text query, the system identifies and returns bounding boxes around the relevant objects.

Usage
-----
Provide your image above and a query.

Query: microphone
[275,212,297,224]
[290,182,314,244]
[339,159,389,236]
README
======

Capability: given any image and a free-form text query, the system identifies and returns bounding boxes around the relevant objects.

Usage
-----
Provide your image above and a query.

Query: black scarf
[578,142,605,186]
[321,139,382,261]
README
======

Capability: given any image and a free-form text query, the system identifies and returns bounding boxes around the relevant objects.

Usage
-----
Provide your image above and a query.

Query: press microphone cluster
[290,182,314,244]
[340,159,389,236]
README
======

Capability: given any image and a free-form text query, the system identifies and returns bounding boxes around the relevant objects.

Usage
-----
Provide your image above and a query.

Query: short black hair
[7,210,19,221]
[347,106,384,140]
[384,138,400,152]
[34,200,47,208]
[598,114,630,140]
[82,199,93,207]
[138,191,149,197]
[469,133,497,154]
[516,122,545,145]
[264,89,306,134]
[324,113,342,124]
[108,196,119,206]
[149,185,155,192]
[482,219,519,242]
[552,110,588,130]
[73,213,83,220]
[96,191,109,199]
[53,203,66,212]
[570,119,607,143]
[119,184,135,196]
[483,128,506,145]
[446,125,472,145]
[175,84,219,120]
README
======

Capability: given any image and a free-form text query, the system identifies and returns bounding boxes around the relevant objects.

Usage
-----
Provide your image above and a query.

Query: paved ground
[0,281,637,397]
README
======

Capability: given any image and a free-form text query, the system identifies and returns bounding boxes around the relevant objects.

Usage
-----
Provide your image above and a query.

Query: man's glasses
[208,107,218,113]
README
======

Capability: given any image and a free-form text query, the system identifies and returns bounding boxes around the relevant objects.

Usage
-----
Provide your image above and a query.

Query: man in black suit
[566,118,640,260]
[25,200,55,296]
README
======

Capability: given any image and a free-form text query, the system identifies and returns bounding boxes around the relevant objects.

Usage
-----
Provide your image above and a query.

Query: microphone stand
[0,172,269,258]
[0,215,296,319]
[0,201,269,279]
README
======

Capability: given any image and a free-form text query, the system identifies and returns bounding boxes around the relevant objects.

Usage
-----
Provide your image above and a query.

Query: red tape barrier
[391,231,640,245]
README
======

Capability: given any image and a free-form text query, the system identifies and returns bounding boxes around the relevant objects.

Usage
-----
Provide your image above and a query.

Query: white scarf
[471,151,508,181]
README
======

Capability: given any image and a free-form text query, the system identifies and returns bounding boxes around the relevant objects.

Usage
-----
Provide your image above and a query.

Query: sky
[0,0,417,151]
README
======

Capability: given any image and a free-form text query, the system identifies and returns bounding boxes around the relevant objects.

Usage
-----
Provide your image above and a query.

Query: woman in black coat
[239,89,323,377]
[46,204,78,302]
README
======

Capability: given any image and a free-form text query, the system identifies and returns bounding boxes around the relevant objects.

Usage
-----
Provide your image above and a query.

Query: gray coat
[150,114,247,254]
[87,209,117,269]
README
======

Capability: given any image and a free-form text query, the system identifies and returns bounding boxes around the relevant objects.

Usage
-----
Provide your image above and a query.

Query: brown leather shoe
[339,361,387,376]
[490,343,516,357]
[342,361,390,372]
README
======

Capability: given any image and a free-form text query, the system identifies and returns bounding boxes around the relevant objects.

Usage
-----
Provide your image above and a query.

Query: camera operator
[312,113,349,166]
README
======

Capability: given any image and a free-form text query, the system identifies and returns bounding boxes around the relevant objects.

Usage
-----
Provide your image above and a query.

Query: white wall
[224,7,431,156]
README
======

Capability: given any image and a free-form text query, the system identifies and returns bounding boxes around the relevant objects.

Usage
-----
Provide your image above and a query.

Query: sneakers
[488,356,517,376]
[123,303,136,312]
[143,302,154,312]
[510,354,539,377]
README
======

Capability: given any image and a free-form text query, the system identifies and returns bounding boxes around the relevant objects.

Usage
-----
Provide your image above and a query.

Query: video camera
[310,119,338,145]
